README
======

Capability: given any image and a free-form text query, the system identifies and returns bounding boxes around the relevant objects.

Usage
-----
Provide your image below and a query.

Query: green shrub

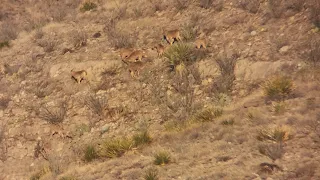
[84,145,98,162]
[100,138,134,158]
[80,2,97,12]
[154,151,171,165]
[164,43,194,66]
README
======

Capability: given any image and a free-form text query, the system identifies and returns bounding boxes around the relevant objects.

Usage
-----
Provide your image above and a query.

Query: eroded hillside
[0,0,320,179]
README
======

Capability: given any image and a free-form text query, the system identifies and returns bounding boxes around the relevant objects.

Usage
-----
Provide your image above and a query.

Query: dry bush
[263,76,294,101]
[174,0,191,11]
[148,0,167,12]
[307,36,320,66]
[144,167,159,180]
[258,143,284,161]
[30,167,50,180]
[37,37,57,53]
[84,94,109,117]
[133,130,152,147]
[104,20,135,49]
[164,43,195,66]
[257,126,292,143]
[34,28,44,40]
[199,0,213,9]
[294,163,317,178]
[70,30,87,49]
[154,151,171,165]
[0,96,10,110]
[268,0,284,18]
[285,0,305,12]
[272,102,286,115]
[238,0,261,13]
[308,0,320,27]
[0,21,18,42]
[211,52,238,94]
[39,102,67,124]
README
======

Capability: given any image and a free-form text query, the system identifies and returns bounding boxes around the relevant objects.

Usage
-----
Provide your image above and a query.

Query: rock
[250,31,257,36]
[279,46,290,54]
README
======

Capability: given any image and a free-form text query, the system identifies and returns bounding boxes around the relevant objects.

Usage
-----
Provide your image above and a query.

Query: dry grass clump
[105,27,135,49]
[59,176,77,180]
[30,167,50,180]
[154,151,171,165]
[199,0,213,9]
[272,102,286,115]
[133,130,152,147]
[39,102,67,124]
[268,0,284,18]
[238,0,261,13]
[71,30,87,49]
[221,119,235,126]
[258,143,284,161]
[193,107,223,122]
[84,94,109,117]
[144,167,159,180]
[80,1,97,12]
[99,138,134,158]
[257,126,293,143]
[84,145,98,162]
[263,76,294,101]
[308,0,320,27]
[294,163,317,179]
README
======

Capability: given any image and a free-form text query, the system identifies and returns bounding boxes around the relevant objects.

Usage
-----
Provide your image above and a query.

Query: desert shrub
[308,36,320,66]
[193,107,223,122]
[105,28,135,49]
[285,0,304,12]
[100,138,134,158]
[84,94,109,117]
[294,163,317,178]
[144,167,159,180]
[199,0,213,9]
[257,126,292,143]
[181,24,198,42]
[37,37,57,53]
[0,21,18,42]
[174,0,191,11]
[70,30,87,49]
[133,7,143,18]
[133,130,152,146]
[0,96,10,110]
[34,28,44,40]
[164,43,195,66]
[268,0,284,18]
[308,0,320,27]
[211,52,238,94]
[0,41,9,49]
[221,119,235,126]
[263,76,294,101]
[84,145,98,162]
[39,102,67,124]
[80,2,97,12]
[30,167,50,180]
[259,143,284,161]
[238,0,260,13]
[272,102,286,115]
[154,151,171,165]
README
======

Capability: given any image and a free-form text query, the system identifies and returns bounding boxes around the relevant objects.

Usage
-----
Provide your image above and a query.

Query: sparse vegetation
[259,143,284,161]
[80,2,97,12]
[193,107,223,122]
[99,138,134,158]
[59,176,77,180]
[37,37,57,53]
[84,94,109,117]
[238,0,260,13]
[272,102,286,115]
[154,151,171,165]
[144,167,159,180]
[221,119,235,126]
[263,76,294,101]
[0,96,10,110]
[199,0,213,9]
[39,103,67,124]
[309,0,320,27]
[71,30,87,49]
[164,43,195,66]
[84,145,98,162]
[0,22,18,42]
[133,130,152,146]
[0,41,9,49]
[30,167,50,180]
[257,126,292,143]
[268,0,283,18]
[174,0,191,11]
[308,36,320,66]
[211,52,238,94]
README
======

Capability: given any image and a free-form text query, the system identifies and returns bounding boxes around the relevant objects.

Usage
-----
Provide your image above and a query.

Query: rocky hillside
[0,0,320,179]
